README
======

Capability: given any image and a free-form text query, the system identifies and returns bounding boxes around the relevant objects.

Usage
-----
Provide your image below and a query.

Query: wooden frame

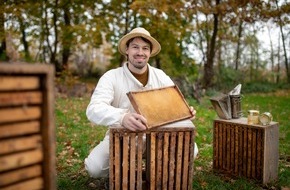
[0,63,56,190]
[127,85,193,129]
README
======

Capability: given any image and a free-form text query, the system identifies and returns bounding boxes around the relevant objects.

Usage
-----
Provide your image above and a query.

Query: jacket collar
[123,62,153,88]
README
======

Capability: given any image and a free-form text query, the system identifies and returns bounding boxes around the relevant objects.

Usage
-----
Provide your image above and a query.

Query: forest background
[1,0,290,189]
[1,0,290,94]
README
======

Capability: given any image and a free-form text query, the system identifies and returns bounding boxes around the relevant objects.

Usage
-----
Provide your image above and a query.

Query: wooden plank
[168,132,176,190]
[252,129,257,179]
[242,127,247,176]
[222,123,226,170]
[0,177,43,190]
[0,165,42,186]
[38,63,56,190]
[182,132,190,190]
[187,131,195,190]
[175,132,184,190]
[256,129,262,180]
[0,121,40,138]
[234,124,239,175]
[0,63,55,75]
[261,132,265,181]
[0,76,40,91]
[0,106,41,123]
[146,133,151,185]
[129,133,136,190]
[0,149,43,172]
[122,134,129,190]
[0,91,42,107]
[247,127,252,178]
[0,135,42,155]
[263,124,279,183]
[230,124,235,174]
[226,124,231,171]
[150,132,156,190]
[238,125,244,176]
[162,132,169,190]
[218,123,223,170]
[109,130,114,190]
[114,133,120,190]
[137,133,143,190]
[213,122,218,169]
[156,133,163,190]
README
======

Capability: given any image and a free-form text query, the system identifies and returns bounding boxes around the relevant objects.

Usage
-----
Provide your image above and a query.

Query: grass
[56,89,290,189]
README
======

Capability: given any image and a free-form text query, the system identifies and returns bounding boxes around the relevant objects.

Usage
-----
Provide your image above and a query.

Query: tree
[0,0,8,61]
[275,0,290,83]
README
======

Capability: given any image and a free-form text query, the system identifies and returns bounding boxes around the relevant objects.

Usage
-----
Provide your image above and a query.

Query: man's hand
[190,106,196,120]
[122,113,147,131]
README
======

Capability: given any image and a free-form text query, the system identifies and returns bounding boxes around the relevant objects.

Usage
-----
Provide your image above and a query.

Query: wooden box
[127,85,193,129]
[109,120,196,190]
[213,118,279,184]
[0,63,55,190]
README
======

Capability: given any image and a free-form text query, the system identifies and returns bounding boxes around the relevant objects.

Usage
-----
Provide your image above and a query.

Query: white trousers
[84,131,199,178]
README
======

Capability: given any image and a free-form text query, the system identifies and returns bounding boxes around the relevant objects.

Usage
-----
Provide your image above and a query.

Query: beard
[128,55,148,70]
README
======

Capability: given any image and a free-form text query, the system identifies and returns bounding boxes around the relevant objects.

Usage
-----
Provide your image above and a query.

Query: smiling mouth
[135,57,145,62]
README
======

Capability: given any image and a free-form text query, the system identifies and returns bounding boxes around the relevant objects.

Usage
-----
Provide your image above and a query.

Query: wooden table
[213,117,279,184]
[109,120,196,190]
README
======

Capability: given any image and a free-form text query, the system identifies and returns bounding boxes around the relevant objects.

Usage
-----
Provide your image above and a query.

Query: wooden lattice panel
[0,63,55,190]
[109,120,196,190]
[213,118,279,184]
[127,85,193,129]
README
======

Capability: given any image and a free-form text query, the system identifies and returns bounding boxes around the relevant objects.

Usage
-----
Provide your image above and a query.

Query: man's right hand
[122,113,147,131]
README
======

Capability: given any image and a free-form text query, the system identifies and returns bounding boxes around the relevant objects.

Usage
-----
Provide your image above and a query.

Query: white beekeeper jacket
[86,62,175,127]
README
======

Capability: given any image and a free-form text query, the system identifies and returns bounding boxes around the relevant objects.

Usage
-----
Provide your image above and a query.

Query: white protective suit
[85,62,198,178]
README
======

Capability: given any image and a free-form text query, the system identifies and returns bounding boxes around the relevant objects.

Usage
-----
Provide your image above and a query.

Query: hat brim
[118,32,161,57]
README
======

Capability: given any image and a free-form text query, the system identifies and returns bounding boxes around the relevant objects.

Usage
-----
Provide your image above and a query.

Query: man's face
[126,37,151,72]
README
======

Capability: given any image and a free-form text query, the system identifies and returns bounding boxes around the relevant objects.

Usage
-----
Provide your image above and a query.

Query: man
[85,27,198,178]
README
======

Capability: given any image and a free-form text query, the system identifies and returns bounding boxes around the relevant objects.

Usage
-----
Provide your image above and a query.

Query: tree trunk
[275,0,289,83]
[235,21,243,70]
[19,16,31,61]
[203,0,220,89]
[62,5,71,71]
[276,35,281,84]
[0,1,8,61]
[44,0,61,72]
[119,0,131,67]
[267,25,275,82]
[278,20,289,83]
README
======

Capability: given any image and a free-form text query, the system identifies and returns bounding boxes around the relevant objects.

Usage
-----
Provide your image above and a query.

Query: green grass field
[56,90,290,189]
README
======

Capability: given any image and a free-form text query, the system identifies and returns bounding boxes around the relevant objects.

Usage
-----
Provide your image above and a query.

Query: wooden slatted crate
[213,117,279,184]
[109,120,196,190]
[0,63,55,190]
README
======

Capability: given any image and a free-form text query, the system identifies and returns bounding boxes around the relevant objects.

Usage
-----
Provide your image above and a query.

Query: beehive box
[109,120,196,190]
[213,117,279,184]
[0,63,55,190]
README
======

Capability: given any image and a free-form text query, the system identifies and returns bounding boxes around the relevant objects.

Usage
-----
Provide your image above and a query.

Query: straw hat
[118,27,161,57]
